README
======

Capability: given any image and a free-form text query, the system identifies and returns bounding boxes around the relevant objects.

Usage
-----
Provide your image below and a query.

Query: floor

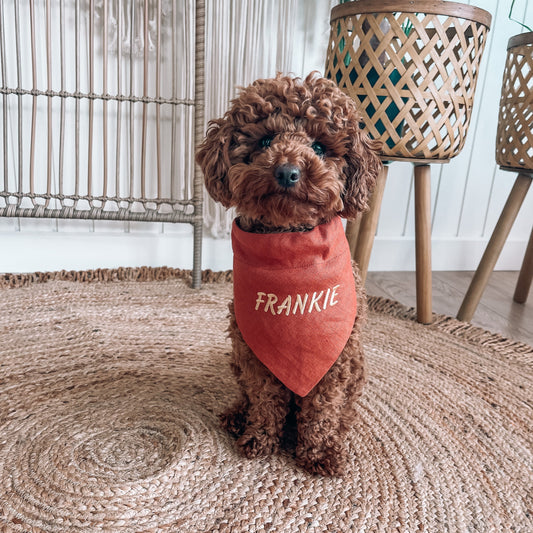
[365,271,533,346]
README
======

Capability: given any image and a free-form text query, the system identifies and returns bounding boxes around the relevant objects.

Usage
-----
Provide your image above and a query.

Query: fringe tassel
[0,267,233,289]
[367,295,533,359]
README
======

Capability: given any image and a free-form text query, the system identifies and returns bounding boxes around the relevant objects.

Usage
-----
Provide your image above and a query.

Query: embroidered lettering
[254,285,342,315]
[255,292,267,311]
[293,293,309,315]
[323,288,331,310]
[308,291,324,313]
[330,285,340,306]
[277,295,292,316]
[265,293,278,315]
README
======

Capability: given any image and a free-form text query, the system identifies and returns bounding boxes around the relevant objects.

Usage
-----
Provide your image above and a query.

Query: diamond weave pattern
[496,38,533,172]
[325,11,490,161]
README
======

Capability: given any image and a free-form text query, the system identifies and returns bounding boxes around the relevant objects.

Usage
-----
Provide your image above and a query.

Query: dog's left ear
[340,132,383,219]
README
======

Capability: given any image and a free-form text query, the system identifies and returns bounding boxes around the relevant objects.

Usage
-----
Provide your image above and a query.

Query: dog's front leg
[295,379,350,476]
[295,342,365,476]
[235,356,292,459]
[226,302,292,458]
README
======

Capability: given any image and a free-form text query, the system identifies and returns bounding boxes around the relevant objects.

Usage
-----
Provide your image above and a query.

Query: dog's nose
[275,164,301,188]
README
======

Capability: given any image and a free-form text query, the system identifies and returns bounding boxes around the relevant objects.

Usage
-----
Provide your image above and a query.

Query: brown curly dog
[196,73,382,476]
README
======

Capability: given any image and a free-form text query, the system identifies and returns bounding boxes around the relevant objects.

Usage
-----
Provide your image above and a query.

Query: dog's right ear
[195,119,234,207]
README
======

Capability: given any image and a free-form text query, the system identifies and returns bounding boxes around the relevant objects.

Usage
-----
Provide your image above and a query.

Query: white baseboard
[0,231,527,274]
[368,237,527,271]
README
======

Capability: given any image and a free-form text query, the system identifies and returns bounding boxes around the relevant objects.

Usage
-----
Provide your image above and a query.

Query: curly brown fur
[197,73,382,232]
[197,73,382,476]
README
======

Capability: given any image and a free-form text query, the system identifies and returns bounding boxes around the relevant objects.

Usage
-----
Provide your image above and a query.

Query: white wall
[1,0,532,274]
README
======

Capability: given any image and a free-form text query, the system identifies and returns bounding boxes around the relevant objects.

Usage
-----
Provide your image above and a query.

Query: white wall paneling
[1,0,532,273]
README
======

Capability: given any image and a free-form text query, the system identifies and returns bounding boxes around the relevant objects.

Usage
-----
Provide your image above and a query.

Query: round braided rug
[0,271,531,532]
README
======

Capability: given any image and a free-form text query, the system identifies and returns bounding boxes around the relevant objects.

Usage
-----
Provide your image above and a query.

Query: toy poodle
[196,72,382,476]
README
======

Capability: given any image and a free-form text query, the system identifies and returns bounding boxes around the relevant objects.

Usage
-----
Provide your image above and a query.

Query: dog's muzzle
[275,164,301,188]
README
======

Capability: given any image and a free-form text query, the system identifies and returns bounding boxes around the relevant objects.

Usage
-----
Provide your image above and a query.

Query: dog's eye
[259,135,274,149]
[311,142,326,157]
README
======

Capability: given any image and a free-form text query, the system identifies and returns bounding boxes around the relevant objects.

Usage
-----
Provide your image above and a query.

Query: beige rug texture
[0,268,532,532]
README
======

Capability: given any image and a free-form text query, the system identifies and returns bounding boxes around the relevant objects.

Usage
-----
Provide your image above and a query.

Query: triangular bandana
[232,216,357,397]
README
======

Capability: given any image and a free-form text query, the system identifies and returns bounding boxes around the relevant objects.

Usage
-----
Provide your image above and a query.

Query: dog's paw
[220,409,247,438]
[295,443,348,477]
[237,430,279,459]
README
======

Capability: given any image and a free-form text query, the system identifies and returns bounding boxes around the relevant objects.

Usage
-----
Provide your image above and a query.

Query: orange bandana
[232,217,357,397]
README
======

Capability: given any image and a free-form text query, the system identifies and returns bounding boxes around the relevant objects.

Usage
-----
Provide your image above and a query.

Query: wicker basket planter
[325,0,492,161]
[458,33,533,322]
[496,32,533,173]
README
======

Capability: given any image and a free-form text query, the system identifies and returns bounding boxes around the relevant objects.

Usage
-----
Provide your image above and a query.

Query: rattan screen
[0,0,205,287]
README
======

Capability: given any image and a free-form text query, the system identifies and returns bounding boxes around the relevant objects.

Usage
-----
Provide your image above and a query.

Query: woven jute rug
[0,268,531,532]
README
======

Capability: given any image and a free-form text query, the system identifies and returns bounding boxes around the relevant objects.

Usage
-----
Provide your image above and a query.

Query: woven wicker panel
[325,2,491,161]
[0,1,205,288]
[496,32,533,172]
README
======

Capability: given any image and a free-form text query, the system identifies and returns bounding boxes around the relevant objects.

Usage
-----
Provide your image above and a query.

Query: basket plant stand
[325,0,491,323]
[458,32,533,322]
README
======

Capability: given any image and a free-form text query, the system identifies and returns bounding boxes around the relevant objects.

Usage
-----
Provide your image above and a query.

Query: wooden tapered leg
[514,226,533,304]
[457,173,532,322]
[353,164,389,284]
[345,216,362,259]
[414,164,433,324]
